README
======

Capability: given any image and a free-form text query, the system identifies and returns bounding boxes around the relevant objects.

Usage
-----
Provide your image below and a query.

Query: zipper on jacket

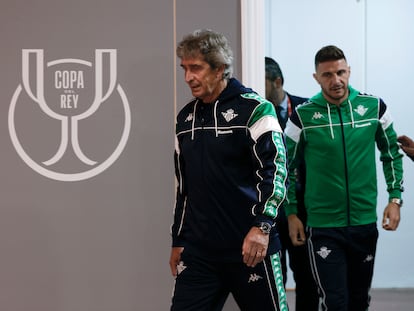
[199,104,206,127]
[337,106,351,225]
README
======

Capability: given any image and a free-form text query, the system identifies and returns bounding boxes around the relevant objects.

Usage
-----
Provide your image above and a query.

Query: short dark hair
[265,56,284,85]
[314,45,347,69]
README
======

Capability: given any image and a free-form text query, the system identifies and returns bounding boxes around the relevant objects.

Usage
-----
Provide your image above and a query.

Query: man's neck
[271,90,286,107]
[201,79,228,103]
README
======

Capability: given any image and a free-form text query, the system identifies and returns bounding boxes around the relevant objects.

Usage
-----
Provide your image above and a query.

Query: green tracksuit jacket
[285,86,403,228]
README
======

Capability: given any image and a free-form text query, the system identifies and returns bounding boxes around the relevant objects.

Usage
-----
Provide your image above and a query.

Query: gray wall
[175,0,242,111]
[0,1,241,310]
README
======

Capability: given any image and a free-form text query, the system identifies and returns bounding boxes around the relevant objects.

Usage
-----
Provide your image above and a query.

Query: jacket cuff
[388,190,403,201]
[172,236,185,247]
[254,214,276,227]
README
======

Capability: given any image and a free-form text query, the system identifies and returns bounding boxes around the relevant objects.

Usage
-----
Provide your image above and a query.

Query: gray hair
[176,29,233,80]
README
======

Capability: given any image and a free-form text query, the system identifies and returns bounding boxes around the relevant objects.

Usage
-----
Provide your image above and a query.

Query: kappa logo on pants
[363,254,374,263]
[248,273,263,283]
[317,246,332,259]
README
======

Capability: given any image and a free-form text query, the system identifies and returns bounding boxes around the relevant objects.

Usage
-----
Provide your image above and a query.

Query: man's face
[265,78,275,101]
[313,59,350,105]
[180,54,224,103]
[265,77,282,104]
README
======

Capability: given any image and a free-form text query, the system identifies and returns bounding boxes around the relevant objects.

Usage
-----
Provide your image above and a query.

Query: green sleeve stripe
[263,131,287,218]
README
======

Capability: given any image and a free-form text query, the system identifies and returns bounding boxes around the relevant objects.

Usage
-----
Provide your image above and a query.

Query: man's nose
[332,73,341,83]
[185,70,193,83]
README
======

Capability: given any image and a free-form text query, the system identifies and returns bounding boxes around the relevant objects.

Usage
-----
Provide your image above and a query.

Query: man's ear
[313,73,319,84]
[217,64,226,78]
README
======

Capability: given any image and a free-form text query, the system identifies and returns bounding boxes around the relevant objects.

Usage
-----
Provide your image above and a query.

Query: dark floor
[223,288,414,310]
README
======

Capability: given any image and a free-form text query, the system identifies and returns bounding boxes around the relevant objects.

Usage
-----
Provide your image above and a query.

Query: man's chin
[329,91,346,101]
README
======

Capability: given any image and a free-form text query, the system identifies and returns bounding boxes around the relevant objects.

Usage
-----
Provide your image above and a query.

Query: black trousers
[277,208,319,311]
[307,224,378,311]
[171,250,288,311]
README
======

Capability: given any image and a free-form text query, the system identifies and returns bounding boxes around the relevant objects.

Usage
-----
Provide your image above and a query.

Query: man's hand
[169,247,184,277]
[382,202,401,231]
[288,214,306,246]
[242,227,269,267]
[397,135,414,157]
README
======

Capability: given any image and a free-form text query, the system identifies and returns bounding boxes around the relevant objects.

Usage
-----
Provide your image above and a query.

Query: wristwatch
[254,222,272,234]
[390,198,403,207]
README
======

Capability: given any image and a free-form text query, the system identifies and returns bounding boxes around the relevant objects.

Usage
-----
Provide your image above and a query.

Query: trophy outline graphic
[8,49,131,182]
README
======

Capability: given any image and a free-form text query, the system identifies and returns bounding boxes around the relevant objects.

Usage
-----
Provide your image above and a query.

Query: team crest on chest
[354,105,368,116]
[222,109,238,122]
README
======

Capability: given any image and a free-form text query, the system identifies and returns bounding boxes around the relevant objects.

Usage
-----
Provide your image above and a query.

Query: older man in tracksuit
[170,29,288,311]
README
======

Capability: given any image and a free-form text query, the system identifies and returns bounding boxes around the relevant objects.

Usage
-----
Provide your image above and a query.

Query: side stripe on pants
[264,252,289,311]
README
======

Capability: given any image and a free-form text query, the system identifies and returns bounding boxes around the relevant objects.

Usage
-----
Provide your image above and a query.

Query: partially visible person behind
[285,45,404,311]
[265,56,319,311]
[170,29,288,311]
[398,135,414,161]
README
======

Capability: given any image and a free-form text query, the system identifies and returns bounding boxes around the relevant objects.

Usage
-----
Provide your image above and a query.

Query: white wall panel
[264,0,414,289]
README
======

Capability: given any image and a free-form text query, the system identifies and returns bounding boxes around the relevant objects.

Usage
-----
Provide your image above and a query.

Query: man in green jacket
[285,45,404,311]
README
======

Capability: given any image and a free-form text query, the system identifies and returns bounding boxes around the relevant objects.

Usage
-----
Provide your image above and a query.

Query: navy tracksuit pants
[277,207,319,311]
[307,223,378,311]
[171,250,288,311]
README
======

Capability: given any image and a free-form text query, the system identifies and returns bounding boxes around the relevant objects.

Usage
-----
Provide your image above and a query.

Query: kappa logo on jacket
[312,112,324,120]
[184,113,193,122]
[354,105,368,116]
[221,109,238,122]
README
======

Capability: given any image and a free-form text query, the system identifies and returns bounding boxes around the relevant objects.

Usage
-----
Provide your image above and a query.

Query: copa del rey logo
[9,49,131,181]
